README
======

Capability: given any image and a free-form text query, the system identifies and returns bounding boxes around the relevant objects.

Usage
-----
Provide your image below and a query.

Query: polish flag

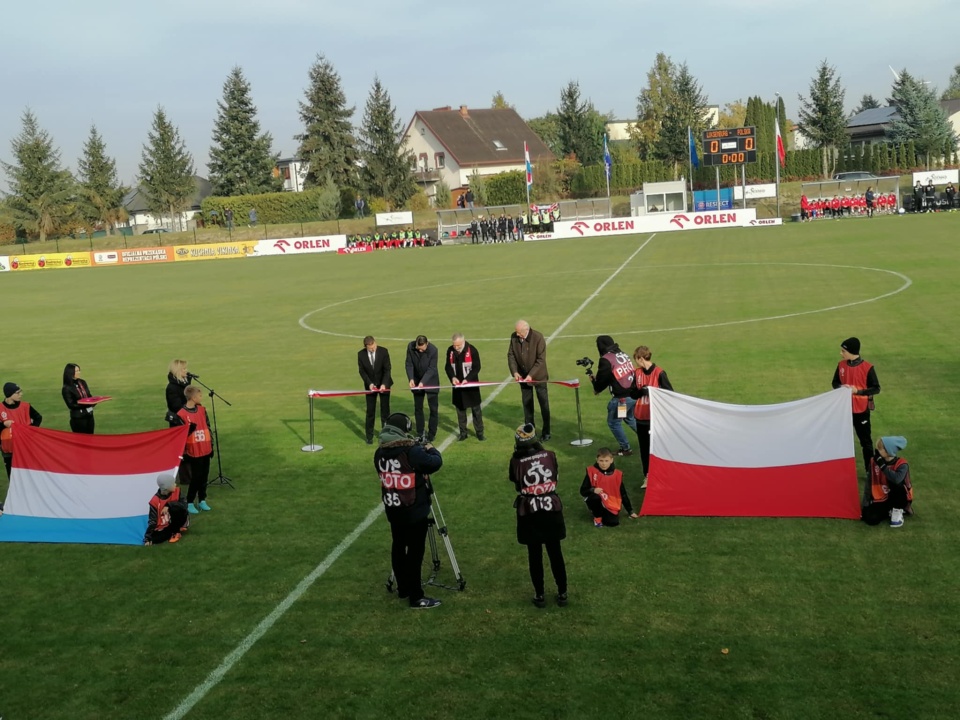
[640,388,859,519]
[775,117,786,168]
[0,425,188,545]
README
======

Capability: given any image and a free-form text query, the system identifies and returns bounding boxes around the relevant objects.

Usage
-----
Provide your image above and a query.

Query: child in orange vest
[144,474,189,545]
[862,436,912,528]
[176,386,214,514]
[579,448,637,527]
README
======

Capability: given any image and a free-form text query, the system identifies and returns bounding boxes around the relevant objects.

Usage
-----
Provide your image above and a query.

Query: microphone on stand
[187,372,201,380]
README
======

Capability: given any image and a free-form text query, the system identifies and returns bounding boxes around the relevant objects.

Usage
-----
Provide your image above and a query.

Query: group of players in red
[800,192,899,220]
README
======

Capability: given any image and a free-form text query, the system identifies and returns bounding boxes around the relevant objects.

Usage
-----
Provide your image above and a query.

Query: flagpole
[603,134,611,208]
[688,126,694,210]
[775,92,782,219]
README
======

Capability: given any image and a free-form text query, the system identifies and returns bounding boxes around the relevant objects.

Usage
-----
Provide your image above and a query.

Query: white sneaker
[890,508,904,528]
[640,478,648,490]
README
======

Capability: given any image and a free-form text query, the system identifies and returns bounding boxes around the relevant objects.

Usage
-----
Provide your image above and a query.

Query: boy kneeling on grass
[144,474,189,545]
[862,436,913,528]
[580,447,638,528]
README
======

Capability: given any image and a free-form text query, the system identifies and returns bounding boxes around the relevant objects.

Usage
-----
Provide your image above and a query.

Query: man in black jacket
[587,335,637,457]
[358,336,393,444]
[406,335,440,442]
[444,333,485,441]
[375,413,444,609]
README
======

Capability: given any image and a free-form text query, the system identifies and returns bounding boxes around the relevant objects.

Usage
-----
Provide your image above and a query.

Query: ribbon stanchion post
[564,380,594,448]
[302,391,323,452]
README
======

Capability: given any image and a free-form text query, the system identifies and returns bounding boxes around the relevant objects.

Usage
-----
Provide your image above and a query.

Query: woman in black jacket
[165,359,192,426]
[62,363,95,433]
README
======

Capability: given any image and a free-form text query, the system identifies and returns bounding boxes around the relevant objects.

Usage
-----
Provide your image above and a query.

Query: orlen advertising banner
[8,251,93,271]
[912,169,959,186]
[526,209,760,241]
[172,242,257,262]
[93,247,174,266]
[253,235,347,257]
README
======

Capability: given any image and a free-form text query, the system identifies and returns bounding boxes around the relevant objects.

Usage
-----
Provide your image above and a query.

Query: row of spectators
[463,208,564,243]
[346,229,436,250]
[911,181,957,212]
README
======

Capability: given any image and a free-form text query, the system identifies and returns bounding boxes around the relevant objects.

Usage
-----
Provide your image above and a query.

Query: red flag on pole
[775,117,786,168]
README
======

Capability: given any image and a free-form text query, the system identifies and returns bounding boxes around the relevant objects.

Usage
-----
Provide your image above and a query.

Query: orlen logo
[274,239,291,253]
[749,219,779,226]
[670,212,738,229]
[573,220,635,236]
[571,221,590,236]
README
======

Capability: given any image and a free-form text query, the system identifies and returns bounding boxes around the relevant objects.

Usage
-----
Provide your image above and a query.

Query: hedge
[201,188,329,225]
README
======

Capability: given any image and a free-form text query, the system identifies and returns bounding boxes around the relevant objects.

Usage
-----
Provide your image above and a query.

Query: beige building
[401,106,554,202]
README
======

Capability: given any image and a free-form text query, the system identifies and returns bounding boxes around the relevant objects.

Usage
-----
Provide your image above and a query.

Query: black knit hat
[841,337,861,355]
[515,423,539,447]
[3,382,20,399]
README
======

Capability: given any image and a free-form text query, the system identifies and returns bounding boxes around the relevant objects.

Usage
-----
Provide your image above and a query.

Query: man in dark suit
[359,336,393,444]
[405,335,440,442]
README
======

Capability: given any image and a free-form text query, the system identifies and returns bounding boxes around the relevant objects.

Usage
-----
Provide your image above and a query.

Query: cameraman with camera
[375,413,444,610]
[583,336,637,457]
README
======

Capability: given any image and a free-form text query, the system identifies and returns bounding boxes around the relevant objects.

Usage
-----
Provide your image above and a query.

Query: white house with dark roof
[845,99,960,147]
[401,105,554,197]
[120,176,213,233]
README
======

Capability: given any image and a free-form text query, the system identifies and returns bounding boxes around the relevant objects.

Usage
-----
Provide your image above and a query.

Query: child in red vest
[862,436,912,528]
[177,386,214,514]
[144,474,189,545]
[579,448,637,527]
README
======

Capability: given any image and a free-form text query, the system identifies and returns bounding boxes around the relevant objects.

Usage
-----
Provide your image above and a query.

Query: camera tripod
[386,493,466,593]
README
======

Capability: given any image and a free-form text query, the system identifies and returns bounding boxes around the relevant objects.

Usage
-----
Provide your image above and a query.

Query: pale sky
[2,0,955,185]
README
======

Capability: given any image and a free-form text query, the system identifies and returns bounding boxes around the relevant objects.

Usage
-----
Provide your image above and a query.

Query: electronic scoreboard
[701,126,757,166]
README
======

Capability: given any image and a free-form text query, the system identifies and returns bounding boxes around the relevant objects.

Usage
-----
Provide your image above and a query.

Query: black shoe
[411,597,441,609]
[532,595,546,608]
[425,435,436,443]
[557,592,568,607]
[366,437,374,445]
[457,432,468,441]
[541,433,551,442]
[477,434,486,442]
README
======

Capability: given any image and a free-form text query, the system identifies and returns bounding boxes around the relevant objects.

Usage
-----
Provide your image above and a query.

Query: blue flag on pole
[603,134,612,180]
[689,127,699,169]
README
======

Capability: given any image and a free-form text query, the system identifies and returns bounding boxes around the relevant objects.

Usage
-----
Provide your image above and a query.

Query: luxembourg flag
[524,141,533,188]
[640,388,860,519]
[0,425,188,545]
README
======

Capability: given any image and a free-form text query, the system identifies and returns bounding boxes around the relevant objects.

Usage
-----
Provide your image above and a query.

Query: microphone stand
[189,375,234,488]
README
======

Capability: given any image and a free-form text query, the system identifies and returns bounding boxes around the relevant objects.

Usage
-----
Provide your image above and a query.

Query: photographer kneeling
[375,413,444,610]
[585,336,637,457]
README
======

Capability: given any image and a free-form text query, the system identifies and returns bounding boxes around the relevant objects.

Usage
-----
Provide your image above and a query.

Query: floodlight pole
[775,92,782,219]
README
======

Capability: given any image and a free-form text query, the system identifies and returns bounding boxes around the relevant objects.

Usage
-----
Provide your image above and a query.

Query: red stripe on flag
[13,425,189,475]
[639,456,860,519]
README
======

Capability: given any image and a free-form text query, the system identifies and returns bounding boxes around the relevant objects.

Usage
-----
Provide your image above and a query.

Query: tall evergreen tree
[851,94,881,116]
[655,63,709,177]
[77,125,127,235]
[555,81,605,166]
[296,54,357,189]
[1,109,74,242]
[887,69,958,167]
[797,61,848,177]
[527,113,562,157]
[208,66,279,197]
[357,77,415,208]
[138,107,195,227]
[941,64,960,101]
[632,53,677,160]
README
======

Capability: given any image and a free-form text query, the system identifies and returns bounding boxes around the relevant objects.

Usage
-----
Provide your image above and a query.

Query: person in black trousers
[509,424,568,608]
[61,363,95,433]
[405,335,440,442]
[375,413,444,609]
[358,336,393,445]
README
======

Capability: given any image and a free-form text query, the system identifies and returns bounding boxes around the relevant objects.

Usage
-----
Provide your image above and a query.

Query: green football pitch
[1,214,959,720]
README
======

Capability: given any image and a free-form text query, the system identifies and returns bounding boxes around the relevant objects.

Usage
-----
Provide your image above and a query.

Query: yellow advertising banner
[172,242,257,262]
[8,251,94,271]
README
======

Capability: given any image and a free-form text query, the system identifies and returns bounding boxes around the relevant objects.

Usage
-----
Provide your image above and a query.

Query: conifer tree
[887,69,958,168]
[1,109,74,242]
[77,125,127,234]
[297,55,358,189]
[138,107,195,228]
[633,53,677,160]
[209,66,279,197]
[357,77,415,208]
[655,63,709,177]
[797,61,847,177]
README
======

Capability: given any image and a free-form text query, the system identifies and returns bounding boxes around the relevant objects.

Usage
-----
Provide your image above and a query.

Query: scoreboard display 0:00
[701,126,758,166]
